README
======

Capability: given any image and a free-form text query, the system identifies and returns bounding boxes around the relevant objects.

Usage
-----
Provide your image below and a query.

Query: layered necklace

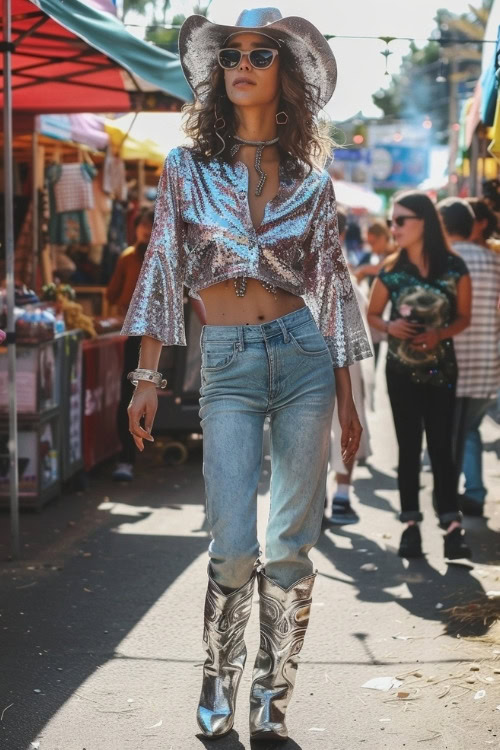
[231,135,279,298]
[230,135,279,196]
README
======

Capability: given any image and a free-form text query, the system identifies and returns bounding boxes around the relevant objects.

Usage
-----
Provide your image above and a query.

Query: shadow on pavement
[197,729,246,749]
[352,463,399,516]
[0,458,208,749]
[463,515,500,566]
[317,525,490,639]
[483,437,499,460]
[195,730,304,749]
[250,738,303,750]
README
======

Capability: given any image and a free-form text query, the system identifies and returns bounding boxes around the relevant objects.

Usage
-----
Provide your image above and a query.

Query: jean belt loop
[278,317,290,344]
[237,326,244,352]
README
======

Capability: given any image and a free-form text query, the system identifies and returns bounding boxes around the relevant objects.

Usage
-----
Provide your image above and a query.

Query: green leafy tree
[122,0,152,21]
[146,4,211,52]
[147,12,185,53]
[121,1,212,51]
[372,2,492,143]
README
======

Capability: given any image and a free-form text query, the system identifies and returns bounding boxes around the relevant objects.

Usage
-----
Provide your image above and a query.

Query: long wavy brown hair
[386,191,453,279]
[182,37,333,177]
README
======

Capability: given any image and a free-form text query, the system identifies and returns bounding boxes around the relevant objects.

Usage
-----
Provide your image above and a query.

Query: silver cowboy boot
[249,571,316,741]
[197,569,256,738]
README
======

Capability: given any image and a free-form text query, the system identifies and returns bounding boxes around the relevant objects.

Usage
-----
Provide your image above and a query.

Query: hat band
[223,30,282,47]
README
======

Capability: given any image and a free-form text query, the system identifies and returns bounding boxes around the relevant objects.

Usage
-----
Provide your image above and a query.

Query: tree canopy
[372,3,492,143]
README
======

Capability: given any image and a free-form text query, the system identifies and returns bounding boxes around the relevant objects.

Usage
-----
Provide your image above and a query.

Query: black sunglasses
[391,215,422,227]
[218,48,279,70]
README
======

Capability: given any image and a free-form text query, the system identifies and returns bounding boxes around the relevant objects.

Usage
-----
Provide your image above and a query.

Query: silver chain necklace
[230,135,279,196]
[230,135,279,299]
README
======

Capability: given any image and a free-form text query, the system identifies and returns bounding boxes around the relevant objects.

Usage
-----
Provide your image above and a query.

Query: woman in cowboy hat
[123,7,372,742]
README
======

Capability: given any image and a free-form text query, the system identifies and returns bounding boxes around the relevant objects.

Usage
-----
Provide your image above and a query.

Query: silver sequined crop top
[121,146,372,368]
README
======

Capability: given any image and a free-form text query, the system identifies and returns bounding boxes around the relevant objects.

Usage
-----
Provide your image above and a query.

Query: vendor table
[82,333,125,472]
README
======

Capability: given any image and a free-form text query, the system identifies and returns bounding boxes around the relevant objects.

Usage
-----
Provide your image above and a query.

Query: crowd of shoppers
[113,192,499,564]
[331,192,499,562]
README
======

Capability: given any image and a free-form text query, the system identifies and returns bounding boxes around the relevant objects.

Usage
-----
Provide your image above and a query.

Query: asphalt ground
[0,364,499,750]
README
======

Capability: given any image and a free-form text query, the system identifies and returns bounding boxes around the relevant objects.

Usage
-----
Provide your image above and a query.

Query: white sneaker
[112,463,134,481]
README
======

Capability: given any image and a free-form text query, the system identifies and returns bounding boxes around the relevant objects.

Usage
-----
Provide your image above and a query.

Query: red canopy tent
[0,0,191,115]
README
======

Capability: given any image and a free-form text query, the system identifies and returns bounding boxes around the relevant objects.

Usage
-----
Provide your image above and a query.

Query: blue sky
[127,0,492,120]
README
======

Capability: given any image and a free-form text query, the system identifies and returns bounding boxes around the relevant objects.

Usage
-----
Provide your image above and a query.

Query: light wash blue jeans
[199,306,336,591]
[453,396,496,505]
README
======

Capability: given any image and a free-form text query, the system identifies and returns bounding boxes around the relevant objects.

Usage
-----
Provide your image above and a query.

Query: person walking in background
[355,220,393,285]
[328,208,373,525]
[367,191,472,560]
[345,221,367,266]
[355,220,394,363]
[438,197,500,517]
[107,209,154,482]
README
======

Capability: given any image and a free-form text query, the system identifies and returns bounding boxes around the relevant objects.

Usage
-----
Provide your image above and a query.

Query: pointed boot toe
[197,705,234,738]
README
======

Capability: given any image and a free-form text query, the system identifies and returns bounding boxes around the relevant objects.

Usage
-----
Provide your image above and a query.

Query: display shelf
[0,330,84,508]
[0,335,63,417]
[0,409,61,508]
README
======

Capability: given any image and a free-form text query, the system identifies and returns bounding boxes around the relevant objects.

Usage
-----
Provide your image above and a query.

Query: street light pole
[2,0,20,559]
[447,54,459,196]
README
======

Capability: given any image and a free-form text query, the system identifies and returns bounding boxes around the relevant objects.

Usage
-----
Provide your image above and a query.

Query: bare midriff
[199,278,305,325]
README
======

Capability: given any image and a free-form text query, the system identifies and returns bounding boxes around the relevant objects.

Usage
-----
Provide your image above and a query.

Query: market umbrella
[105,112,187,166]
[37,113,110,151]
[1,0,193,557]
[332,179,384,214]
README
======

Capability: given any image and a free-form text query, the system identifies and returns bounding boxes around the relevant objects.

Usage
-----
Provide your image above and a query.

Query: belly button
[258,315,264,321]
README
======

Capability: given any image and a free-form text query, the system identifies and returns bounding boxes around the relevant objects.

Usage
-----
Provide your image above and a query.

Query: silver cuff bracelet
[127,369,168,389]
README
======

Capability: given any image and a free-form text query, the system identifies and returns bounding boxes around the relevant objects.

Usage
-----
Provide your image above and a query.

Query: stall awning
[105,112,187,166]
[332,179,384,214]
[0,0,193,114]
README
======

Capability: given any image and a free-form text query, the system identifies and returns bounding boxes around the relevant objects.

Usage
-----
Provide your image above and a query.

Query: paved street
[1,365,499,750]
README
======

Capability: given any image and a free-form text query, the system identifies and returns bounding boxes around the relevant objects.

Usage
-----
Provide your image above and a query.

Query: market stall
[1,0,192,547]
[455,21,500,196]
[2,113,197,503]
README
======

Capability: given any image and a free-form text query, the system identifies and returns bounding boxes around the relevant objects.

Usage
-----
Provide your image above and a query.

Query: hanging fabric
[53,163,96,213]
[45,164,92,246]
[103,147,128,201]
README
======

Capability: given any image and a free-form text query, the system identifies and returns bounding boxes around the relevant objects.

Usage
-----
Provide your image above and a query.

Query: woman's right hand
[128,382,158,452]
[388,319,420,340]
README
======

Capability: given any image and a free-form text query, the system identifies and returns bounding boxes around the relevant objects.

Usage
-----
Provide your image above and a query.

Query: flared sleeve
[302,176,372,367]
[121,148,186,346]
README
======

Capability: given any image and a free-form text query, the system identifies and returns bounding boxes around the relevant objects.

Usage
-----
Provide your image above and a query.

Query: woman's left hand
[411,329,441,351]
[337,395,363,465]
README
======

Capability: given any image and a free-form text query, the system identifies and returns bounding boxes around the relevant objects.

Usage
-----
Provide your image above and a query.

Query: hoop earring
[214,108,227,156]
[276,111,288,125]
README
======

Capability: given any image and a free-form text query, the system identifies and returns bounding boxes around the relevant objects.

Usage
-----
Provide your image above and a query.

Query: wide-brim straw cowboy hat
[179,7,337,113]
